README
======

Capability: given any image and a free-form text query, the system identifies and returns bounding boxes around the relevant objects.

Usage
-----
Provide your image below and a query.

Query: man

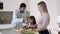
[11,3,30,28]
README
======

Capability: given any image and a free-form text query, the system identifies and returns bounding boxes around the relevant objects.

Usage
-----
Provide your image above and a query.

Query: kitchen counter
[0,24,20,34]
[0,28,22,34]
[0,24,39,34]
[0,28,39,34]
[0,24,11,29]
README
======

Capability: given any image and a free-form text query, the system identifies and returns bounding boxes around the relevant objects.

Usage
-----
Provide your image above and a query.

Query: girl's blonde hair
[38,1,48,13]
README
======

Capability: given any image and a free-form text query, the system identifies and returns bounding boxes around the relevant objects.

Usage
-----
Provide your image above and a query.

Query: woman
[35,1,50,34]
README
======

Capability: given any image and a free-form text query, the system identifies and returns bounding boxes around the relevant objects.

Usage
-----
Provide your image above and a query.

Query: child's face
[29,18,34,23]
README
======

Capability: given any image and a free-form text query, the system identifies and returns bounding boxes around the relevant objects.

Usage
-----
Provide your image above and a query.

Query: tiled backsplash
[0,11,13,24]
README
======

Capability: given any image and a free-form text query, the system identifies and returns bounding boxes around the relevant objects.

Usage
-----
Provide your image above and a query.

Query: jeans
[38,29,49,34]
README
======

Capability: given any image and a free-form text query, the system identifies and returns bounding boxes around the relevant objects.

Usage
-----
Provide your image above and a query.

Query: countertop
[0,24,11,30]
[0,24,39,34]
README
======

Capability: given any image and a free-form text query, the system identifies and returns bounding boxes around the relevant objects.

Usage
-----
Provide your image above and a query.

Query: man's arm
[11,10,24,28]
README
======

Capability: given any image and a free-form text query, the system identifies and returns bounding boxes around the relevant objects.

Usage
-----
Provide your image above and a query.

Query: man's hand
[24,16,29,20]
[24,17,28,20]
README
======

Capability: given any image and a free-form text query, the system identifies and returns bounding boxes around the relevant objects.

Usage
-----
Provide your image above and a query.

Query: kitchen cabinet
[0,11,13,24]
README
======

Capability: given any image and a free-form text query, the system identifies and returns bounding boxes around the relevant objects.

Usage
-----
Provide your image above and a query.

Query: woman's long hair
[38,1,48,13]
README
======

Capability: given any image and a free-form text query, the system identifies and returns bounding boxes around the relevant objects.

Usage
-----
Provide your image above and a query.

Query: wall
[0,0,3,2]
[0,0,28,11]
[57,0,60,16]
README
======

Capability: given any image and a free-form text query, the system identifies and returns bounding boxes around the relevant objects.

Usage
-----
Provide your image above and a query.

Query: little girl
[16,16,37,31]
[29,16,37,30]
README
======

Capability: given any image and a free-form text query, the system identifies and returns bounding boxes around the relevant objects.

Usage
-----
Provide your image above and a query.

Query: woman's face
[38,5,43,13]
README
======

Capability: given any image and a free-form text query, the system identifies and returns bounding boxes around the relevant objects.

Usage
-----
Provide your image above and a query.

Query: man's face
[19,7,26,12]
